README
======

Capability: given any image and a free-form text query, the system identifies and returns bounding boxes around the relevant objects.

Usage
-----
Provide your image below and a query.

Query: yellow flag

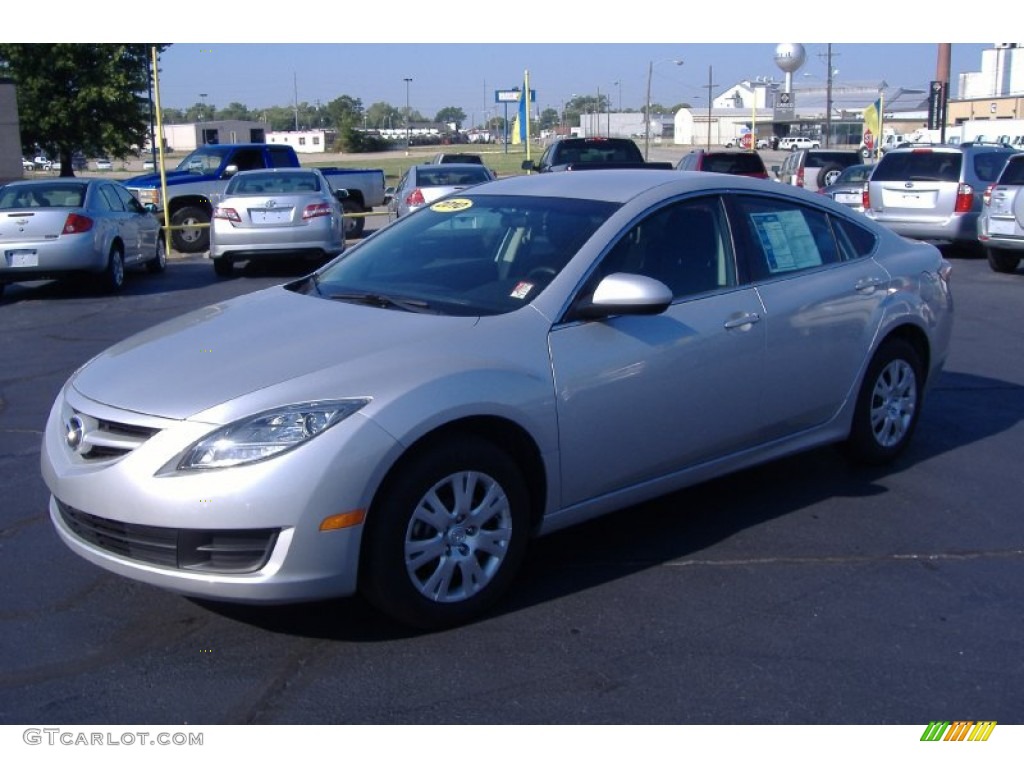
[863,98,881,150]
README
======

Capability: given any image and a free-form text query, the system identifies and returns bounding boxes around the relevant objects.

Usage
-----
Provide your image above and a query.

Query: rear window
[998,156,1024,185]
[415,167,492,187]
[228,172,321,194]
[805,151,860,168]
[0,183,86,209]
[871,151,963,183]
[703,153,766,175]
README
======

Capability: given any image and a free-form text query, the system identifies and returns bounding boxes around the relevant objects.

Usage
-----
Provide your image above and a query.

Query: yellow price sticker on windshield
[430,199,473,213]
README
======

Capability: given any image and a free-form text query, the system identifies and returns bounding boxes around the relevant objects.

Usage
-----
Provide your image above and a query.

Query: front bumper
[41,385,398,604]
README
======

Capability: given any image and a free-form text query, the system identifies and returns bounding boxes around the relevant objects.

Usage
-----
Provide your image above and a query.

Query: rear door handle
[855,277,886,293]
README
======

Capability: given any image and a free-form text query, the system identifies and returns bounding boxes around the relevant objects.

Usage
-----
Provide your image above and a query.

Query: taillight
[982,183,995,207]
[302,203,331,220]
[62,213,93,234]
[954,183,974,214]
[405,188,426,206]
[796,167,805,187]
[862,183,871,211]
[213,206,240,222]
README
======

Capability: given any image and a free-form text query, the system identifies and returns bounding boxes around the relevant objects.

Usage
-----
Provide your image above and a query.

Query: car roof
[469,168,795,204]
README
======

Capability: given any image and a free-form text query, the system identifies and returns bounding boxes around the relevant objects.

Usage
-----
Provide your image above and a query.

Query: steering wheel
[525,266,557,283]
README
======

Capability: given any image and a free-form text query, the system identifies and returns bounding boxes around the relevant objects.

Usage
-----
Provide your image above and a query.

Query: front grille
[57,501,279,574]
[63,410,160,461]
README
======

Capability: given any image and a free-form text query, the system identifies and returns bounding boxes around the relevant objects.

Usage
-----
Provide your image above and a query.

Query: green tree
[539,108,560,131]
[0,43,169,176]
[434,106,467,129]
[325,95,364,131]
[216,101,252,121]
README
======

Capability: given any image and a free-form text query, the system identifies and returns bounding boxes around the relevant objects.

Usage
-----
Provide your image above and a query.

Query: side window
[231,149,265,172]
[598,197,735,299]
[731,195,841,280]
[832,216,878,260]
[269,146,295,167]
[98,185,124,212]
[114,185,145,214]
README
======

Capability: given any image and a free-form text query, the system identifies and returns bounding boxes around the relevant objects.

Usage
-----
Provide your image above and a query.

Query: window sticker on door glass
[749,210,823,273]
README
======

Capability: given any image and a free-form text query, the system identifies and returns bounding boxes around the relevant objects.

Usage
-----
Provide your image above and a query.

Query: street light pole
[403,77,413,155]
[706,66,718,151]
[645,58,683,160]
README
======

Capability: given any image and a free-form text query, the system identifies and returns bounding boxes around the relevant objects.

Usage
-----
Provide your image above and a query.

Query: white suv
[779,136,821,151]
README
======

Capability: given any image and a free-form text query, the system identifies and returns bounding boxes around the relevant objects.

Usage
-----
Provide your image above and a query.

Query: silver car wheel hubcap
[870,359,916,447]
[404,470,512,604]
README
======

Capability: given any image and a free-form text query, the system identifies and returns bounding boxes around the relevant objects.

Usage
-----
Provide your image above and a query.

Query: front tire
[361,435,530,630]
[170,206,210,253]
[987,247,1021,273]
[844,339,923,465]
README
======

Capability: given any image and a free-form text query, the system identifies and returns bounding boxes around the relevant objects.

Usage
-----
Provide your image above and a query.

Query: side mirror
[333,188,350,202]
[770,165,780,176]
[573,273,673,320]
[144,203,159,214]
[223,164,239,177]
[384,186,395,205]
[521,160,538,172]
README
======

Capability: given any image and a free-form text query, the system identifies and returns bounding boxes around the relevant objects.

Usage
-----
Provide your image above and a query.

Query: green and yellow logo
[921,721,997,742]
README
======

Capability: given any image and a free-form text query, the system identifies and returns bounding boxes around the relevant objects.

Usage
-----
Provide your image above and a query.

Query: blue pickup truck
[125,144,386,252]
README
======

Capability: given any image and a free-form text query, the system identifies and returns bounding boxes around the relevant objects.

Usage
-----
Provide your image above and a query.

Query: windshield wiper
[327,292,435,313]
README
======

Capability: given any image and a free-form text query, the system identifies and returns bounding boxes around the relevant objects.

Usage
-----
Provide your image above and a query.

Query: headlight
[172,399,370,471]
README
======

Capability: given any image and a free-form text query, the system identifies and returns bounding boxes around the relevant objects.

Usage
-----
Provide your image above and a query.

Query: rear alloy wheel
[341,199,366,239]
[844,339,923,465]
[986,247,1021,274]
[146,235,167,274]
[99,244,125,293]
[170,206,210,253]
[361,435,529,630]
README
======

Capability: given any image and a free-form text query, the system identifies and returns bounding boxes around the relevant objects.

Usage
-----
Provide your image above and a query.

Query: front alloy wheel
[362,436,529,629]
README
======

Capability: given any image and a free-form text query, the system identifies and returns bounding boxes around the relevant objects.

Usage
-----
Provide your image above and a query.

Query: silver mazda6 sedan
[41,170,954,629]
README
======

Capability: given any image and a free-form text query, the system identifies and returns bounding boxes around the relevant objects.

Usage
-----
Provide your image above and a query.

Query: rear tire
[99,244,125,293]
[341,199,366,239]
[170,206,210,253]
[146,235,167,274]
[987,247,1021,273]
[360,435,530,630]
[844,338,923,466]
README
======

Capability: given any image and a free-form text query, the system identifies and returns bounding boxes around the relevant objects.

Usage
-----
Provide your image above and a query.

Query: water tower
[774,43,806,94]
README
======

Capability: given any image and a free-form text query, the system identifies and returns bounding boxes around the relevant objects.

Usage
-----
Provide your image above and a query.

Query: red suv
[675,149,769,179]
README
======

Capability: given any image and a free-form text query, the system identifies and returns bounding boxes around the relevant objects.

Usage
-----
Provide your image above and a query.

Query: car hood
[70,286,482,421]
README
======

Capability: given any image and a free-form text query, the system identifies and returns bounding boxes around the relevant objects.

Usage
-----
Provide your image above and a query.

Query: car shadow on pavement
[192,370,1024,641]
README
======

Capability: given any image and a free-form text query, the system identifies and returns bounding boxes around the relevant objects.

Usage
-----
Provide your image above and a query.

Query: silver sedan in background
[0,178,165,298]
[209,167,346,277]
[388,163,496,218]
[42,171,953,630]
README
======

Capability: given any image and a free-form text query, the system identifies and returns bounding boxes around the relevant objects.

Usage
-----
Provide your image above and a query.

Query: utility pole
[706,66,718,151]
[825,44,834,147]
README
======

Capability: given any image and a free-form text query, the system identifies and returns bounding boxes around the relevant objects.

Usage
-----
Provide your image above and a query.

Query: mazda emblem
[905,182,914,189]
[65,416,85,451]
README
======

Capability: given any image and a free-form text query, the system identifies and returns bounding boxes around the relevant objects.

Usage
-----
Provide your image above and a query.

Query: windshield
[312,194,618,316]
[175,147,233,173]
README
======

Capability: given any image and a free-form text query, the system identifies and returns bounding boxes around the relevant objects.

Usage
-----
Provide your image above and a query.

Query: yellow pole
[752,82,757,151]
[524,69,531,164]
[151,46,171,254]
[878,89,885,162]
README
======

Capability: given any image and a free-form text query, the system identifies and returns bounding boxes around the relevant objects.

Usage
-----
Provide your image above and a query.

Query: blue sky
[154,42,993,124]
[32,5,1009,124]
